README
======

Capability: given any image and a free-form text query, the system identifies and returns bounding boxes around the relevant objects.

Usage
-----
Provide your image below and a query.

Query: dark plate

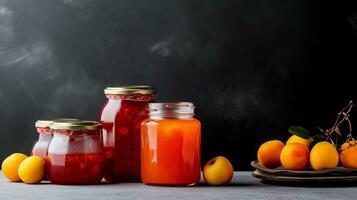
[252,170,357,186]
[251,160,357,177]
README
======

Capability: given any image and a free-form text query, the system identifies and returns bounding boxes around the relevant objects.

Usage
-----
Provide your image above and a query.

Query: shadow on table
[143,182,256,188]
[197,183,255,187]
[260,180,357,188]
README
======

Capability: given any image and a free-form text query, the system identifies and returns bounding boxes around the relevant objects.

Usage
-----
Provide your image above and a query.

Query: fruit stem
[323,100,354,146]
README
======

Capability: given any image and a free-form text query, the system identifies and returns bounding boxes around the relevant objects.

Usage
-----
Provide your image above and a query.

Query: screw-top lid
[104,85,155,95]
[50,120,101,131]
[35,120,53,128]
[148,102,195,119]
[35,118,79,128]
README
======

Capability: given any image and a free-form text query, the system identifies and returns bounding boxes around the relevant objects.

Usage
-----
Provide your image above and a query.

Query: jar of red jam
[141,102,201,186]
[32,120,53,159]
[32,119,79,159]
[47,121,104,185]
[99,86,155,182]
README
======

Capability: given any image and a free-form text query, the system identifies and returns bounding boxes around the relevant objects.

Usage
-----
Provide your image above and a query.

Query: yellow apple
[203,156,233,185]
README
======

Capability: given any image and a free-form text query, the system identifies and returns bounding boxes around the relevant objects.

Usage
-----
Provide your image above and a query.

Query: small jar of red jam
[47,121,104,185]
[99,86,155,182]
[32,119,79,159]
[141,102,201,186]
[32,120,54,159]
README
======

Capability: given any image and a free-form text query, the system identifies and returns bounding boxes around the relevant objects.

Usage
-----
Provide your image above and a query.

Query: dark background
[0,0,356,170]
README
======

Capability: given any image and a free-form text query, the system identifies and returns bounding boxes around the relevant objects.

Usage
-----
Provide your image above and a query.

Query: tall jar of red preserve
[47,121,104,185]
[100,86,155,182]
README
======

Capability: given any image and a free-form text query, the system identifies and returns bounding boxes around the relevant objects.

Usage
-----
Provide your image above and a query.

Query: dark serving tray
[252,169,357,185]
[251,160,357,177]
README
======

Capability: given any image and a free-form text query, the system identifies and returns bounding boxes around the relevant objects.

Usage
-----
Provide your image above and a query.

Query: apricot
[257,140,285,168]
[340,140,357,151]
[1,153,28,182]
[340,141,357,169]
[286,135,311,148]
[203,156,233,185]
[280,142,309,170]
[18,156,45,184]
[310,141,339,170]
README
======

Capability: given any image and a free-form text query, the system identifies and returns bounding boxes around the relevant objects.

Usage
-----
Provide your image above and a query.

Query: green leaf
[288,126,310,139]
[312,134,326,141]
[310,134,326,148]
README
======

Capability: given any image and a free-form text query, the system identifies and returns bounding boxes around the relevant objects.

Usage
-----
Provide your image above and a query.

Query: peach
[280,142,309,170]
[18,156,45,184]
[257,140,285,168]
[203,156,233,185]
[310,141,339,171]
[286,135,311,148]
[340,141,357,169]
[1,153,28,182]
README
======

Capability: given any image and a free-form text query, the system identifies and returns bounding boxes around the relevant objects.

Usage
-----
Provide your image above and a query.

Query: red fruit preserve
[32,119,79,159]
[47,121,104,185]
[100,86,155,182]
[47,153,104,184]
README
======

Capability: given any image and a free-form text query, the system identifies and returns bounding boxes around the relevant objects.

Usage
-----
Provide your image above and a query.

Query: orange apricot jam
[141,102,201,186]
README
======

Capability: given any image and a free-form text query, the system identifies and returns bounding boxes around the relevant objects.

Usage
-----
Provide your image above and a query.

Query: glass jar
[99,86,155,182]
[32,119,79,159]
[141,102,201,186]
[47,121,104,185]
[32,120,53,159]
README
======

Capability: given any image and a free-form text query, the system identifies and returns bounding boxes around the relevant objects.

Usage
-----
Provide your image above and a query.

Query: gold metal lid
[50,121,101,131]
[35,120,53,128]
[35,118,79,128]
[104,85,155,95]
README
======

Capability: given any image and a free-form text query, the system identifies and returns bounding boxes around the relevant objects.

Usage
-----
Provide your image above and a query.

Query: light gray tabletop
[0,171,356,200]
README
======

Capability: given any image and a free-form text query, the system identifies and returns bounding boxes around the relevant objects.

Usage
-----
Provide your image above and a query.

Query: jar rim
[50,121,101,131]
[104,85,155,95]
[35,118,79,128]
[35,120,53,128]
[149,102,195,119]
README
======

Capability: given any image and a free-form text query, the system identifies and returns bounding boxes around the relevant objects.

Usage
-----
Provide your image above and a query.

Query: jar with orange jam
[141,102,201,186]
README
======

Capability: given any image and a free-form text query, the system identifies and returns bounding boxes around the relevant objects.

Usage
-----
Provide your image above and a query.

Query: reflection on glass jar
[32,118,79,159]
[47,121,104,185]
[32,120,53,159]
[141,102,201,186]
[99,86,155,182]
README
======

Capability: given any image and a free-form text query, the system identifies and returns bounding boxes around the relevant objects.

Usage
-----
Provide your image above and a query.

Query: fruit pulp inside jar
[141,119,201,185]
[103,144,115,182]
[47,153,104,184]
[100,93,153,182]
[100,95,119,182]
[32,128,53,159]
